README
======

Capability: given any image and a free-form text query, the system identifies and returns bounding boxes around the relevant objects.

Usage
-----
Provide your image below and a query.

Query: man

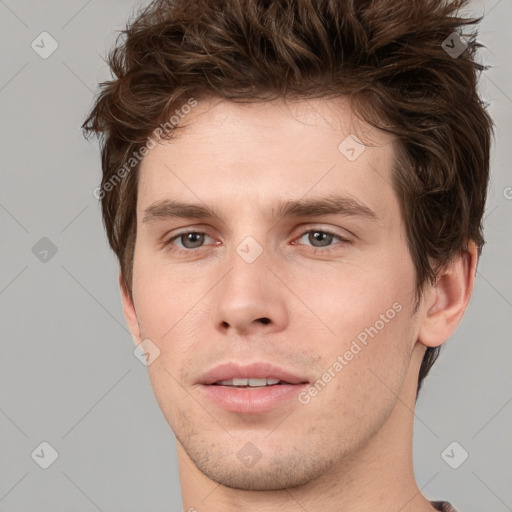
[83,0,493,510]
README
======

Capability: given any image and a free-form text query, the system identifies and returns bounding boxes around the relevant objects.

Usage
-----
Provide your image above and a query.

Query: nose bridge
[222,232,271,305]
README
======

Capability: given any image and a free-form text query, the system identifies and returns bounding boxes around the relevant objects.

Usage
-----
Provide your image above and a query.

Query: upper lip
[198,362,309,385]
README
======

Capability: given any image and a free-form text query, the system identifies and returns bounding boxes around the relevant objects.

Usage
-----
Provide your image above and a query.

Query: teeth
[248,378,267,386]
[217,378,282,387]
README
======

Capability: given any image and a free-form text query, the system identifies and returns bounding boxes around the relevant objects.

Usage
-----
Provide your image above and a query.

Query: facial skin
[120,96,476,512]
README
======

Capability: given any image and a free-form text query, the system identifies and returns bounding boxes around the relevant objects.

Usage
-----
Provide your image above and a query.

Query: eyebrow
[142,194,378,224]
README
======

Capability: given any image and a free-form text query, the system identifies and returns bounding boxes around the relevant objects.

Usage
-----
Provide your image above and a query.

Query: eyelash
[163,228,351,256]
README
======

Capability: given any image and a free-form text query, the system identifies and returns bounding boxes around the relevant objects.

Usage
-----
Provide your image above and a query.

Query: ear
[418,241,478,348]
[119,271,142,345]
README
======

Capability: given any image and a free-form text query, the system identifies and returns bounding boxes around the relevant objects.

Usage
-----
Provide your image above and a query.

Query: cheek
[294,266,414,434]
[292,253,414,341]
[290,250,416,394]
[131,249,208,338]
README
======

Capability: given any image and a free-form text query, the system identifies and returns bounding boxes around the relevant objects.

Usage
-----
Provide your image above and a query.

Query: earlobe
[418,241,478,348]
[119,271,142,344]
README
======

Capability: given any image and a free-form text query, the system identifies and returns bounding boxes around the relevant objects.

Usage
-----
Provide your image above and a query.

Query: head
[83,0,493,492]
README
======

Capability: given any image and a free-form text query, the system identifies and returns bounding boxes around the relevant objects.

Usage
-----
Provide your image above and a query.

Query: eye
[165,231,215,251]
[294,229,350,251]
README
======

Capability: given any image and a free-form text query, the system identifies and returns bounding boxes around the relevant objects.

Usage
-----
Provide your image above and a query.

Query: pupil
[183,232,204,248]
[310,231,332,247]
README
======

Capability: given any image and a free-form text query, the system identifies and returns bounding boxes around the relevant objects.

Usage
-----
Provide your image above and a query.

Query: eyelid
[293,224,354,242]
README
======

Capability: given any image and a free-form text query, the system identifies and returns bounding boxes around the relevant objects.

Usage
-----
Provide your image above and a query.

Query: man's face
[127,96,423,490]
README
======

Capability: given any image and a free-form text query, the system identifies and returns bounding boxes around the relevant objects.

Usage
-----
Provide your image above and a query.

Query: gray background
[0,0,511,511]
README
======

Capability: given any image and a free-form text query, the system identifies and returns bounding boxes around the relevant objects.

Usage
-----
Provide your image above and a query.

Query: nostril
[257,317,271,325]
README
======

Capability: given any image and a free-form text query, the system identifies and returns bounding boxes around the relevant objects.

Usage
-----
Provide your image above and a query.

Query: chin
[180,437,337,492]
[201,464,320,491]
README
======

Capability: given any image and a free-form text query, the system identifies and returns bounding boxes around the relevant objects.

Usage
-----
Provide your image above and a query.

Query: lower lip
[199,383,308,413]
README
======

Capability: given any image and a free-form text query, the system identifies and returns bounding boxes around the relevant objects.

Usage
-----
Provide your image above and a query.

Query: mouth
[197,362,309,414]
[212,377,292,388]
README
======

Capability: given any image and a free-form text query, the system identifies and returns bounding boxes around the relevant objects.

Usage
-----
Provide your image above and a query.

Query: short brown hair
[83,0,494,394]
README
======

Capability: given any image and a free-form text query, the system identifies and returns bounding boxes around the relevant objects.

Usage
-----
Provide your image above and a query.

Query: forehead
[137,96,398,219]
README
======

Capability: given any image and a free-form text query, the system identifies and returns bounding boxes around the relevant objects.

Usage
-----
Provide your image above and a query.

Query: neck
[178,344,435,512]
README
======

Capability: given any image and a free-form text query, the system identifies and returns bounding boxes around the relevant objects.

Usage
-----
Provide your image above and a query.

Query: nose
[211,243,288,336]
